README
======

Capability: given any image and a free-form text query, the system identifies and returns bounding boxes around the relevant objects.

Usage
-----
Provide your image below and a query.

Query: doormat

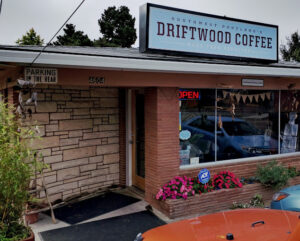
[45,192,140,224]
[40,210,166,241]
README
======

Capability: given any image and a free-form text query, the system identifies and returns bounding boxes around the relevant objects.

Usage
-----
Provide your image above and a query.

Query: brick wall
[179,156,300,179]
[143,87,300,216]
[23,85,120,201]
[158,176,300,219]
[145,87,180,204]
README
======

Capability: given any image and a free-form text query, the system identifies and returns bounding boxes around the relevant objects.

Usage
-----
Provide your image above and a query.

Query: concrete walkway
[31,200,149,241]
[29,186,172,241]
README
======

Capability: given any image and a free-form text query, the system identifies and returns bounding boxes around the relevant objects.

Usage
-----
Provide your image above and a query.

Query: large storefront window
[216,90,279,161]
[281,90,300,153]
[180,89,215,165]
[180,89,282,166]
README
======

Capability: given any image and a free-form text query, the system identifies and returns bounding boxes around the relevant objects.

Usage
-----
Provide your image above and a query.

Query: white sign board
[242,78,264,87]
[139,4,278,62]
[25,68,57,84]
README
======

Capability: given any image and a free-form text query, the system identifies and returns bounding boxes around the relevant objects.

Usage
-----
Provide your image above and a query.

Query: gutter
[1,49,300,77]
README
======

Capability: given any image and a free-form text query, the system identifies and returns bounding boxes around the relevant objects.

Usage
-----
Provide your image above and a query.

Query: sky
[0,0,299,48]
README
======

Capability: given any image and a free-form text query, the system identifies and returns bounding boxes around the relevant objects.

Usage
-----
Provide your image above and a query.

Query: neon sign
[179,90,201,100]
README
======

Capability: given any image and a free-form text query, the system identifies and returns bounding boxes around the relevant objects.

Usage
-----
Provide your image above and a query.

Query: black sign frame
[139,3,278,63]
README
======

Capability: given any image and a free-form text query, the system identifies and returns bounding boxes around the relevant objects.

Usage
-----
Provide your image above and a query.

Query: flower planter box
[23,231,35,241]
[157,176,300,219]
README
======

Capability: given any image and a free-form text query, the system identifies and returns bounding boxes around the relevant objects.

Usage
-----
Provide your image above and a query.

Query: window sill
[179,152,300,171]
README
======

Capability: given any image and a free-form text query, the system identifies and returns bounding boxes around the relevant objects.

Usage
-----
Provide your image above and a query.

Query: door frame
[130,89,145,190]
[125,89,132,186]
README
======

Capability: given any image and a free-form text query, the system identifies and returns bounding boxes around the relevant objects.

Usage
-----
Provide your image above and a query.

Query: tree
[0,101,40,240]
[52,23,93,46]
[16,28,44,46]
[281,32,300,62]
[96,6,137,47]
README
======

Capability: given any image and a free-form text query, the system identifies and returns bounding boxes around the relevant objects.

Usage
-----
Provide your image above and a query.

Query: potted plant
[0,100,41,241]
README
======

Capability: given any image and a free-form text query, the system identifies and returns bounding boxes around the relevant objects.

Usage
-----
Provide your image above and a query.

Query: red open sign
[179,90,201,100]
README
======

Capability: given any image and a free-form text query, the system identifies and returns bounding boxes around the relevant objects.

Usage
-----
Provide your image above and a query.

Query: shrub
[287,165,298,178]
[156,171,243,201]
[192,179,214,194]
[156,176,195,200]
[0,101,40,240]
[212,171,243,189]
[256,160,293,190]
[231,194,264,209]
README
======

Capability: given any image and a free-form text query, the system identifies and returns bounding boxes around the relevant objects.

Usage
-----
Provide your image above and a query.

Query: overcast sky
[0,0,299,48]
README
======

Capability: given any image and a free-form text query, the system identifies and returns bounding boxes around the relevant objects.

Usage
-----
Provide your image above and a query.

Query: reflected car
[182,116,278,160]
[134,209,300,241]
[271,184,300,212]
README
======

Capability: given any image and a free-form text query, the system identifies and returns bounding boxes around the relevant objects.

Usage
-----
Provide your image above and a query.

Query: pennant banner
[242,95,248,103]
[221,91,271,104]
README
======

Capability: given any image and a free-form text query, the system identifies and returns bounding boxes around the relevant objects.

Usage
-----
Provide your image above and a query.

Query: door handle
[251,220,265,227]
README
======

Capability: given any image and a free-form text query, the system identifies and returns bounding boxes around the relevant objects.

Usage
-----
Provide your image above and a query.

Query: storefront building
[1,4,300,217]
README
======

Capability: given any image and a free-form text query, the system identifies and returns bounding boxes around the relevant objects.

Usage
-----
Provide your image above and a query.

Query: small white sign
[190,157,199,165]
[25,68,57,84]
[242,78,264,87]
[179,130,191,140]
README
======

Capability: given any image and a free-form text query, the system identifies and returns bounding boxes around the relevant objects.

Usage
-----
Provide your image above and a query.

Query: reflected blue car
[182,116,278,160]
[271,185,300,212]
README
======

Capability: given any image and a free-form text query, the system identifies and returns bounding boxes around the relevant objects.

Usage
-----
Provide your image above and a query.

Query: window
[216,90,278,161]
[180,89,215,165]
[179,89,282,166]
[280,90,300,153]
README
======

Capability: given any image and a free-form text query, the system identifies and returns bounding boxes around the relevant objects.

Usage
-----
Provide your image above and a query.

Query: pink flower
[180,185,185,193]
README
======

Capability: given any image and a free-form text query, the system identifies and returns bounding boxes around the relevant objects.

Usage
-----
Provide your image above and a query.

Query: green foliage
[281,32,300,62]
[93,38,120,47]
[256,160,294,190]
[231,194,264,209]
[97,6,137,47]
[52,24,93,46]
[16,28,44,46]
[0,101,40,240]
[249,194,264,207]
[192,179,214,193]
[287,165,299,178]
[240,176,259,184]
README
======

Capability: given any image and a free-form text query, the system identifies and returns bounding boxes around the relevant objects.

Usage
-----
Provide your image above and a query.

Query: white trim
[126,89,132,186]
[2,49,300,77]
[179,152,300,171]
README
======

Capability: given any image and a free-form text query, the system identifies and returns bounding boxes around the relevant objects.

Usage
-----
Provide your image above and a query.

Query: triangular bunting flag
[260,93,265,101]
[249,95,254,103]
[242,95,248,103]
[266,92,271,100]
[236,94,241,103]
[254,94,259,102]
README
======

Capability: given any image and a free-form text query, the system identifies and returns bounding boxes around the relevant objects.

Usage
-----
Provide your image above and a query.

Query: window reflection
[180,90,215,165]
[281,91,300,153]
[179,89,281,166]
[216,90,279,161]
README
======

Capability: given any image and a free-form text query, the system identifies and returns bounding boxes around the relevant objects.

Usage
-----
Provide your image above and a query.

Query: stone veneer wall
[25,85,120,202]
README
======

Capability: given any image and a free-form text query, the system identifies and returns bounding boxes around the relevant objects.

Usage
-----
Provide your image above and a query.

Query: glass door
[132,91,145,190]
